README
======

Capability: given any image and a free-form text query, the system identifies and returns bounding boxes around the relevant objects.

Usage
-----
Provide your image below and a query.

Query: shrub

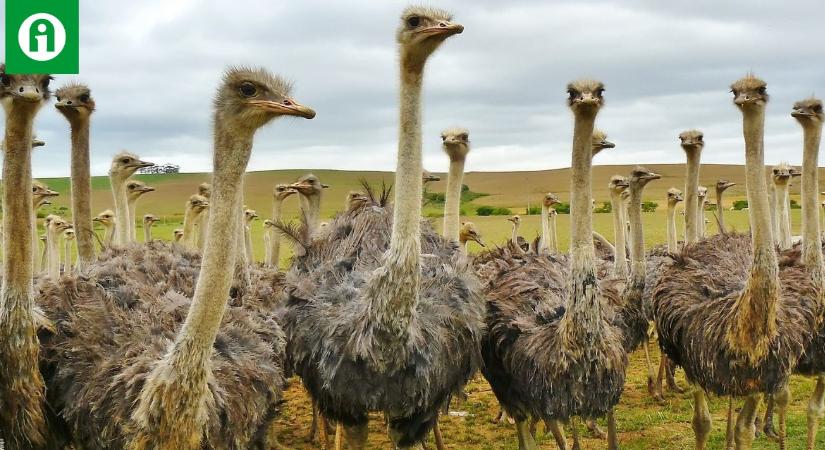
[641,201,658,213]
[525,206,541,215]
[594,201,612,213]
[555,202,570,214]
[732,200,748,210]
[476,206,512,216]
[790,199,801,209]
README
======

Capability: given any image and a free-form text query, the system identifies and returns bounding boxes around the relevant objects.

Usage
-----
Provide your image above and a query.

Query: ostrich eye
[55,96,61,102]
[697,135,703,141]
[814,104,823,113]
[757,86,767,96]
[79,93,90,103]
[460,134,468,140]
[239,83,257,97]
[595,88,605,97]
[407,16,420,27]
[567,89,577,100]
[41,77,51,89]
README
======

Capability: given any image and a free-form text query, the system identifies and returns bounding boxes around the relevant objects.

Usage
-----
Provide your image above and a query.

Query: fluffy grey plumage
[281,201,485,446]
[38,242,287,449]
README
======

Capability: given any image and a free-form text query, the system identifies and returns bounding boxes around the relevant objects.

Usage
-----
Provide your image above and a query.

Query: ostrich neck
[800,121,823,279]
[47,228,60,279]
[443,156,466,242]
[110,175,130,246]
[167,127,251,363]
[730,104,779,361]
[667,201,678,253]
[716,190,726,231]
[563,109,601,338]
[540,204,550,253]
[628,185,646,279]
[196,210,209,251]
[549,213,558,252]
[697,197,706,238]
[511,222,520,244]
[683,150,701,244]
[64,239,72,272]
[299,194,321,238]
[144,224,152,242]
[244,223,253,263]
[611,190,627,277]
[104,225,115,247]
[182,209,199,248]
[270,198,284,268]
[364,63,423,354]
[128,198,139,242]
[775,182,791,250]
[70,118,94,266]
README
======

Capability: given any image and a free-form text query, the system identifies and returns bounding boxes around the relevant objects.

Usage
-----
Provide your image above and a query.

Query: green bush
[641,201,658,213]
[790,199,801,210]
[525,206,541,215]
[476,206,512,216]
[733,200,748,210]
[423,184,488,206]
[594,201,612,213]
[555,202,570,214]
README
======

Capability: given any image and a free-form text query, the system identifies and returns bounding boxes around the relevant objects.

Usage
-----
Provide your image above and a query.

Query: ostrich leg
[734,394,760,450]
[334,424,343,450]
[607,409,620,450]
[546,420,567,450]
[644,337,664,403]
[665,358,685,393]
[774,384,790,450]
[344,423,368,450]
[585,419,606,439]
[515,419,538,450]
[570,417,582,450]
[762,395,779,440]
[692,390,712,450]
[725,398,735,450]
[808,375,825,450]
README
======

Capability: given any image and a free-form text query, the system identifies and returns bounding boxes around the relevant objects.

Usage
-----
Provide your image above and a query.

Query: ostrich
[263,219,276,267]
[0,64,53,449]
[540,192,561,254]
[441,127,469,242]
[665,188,684,257]
[772,163,793,250]
[62,227,76,273]
[652,75,820,450]
[55,82,96,267]
[93,210,116,248]
[289,173,329,240]
[608,176,630,277]
[281,8,478,449]
[697,186,708,238]
[591,129,616,156]
[681,130,704,245]
[196,182,211,250]
[715,180,736,233]
[46,216,72,280]
[268,184,297,267]
[481,79,628,450]
[423,170,441,185]
[126,179,156,242]
[181,194,209,249]
[244,208,259,263]
[109,152,154,246]
[173,228,184,243]
[143,214,159,242]
[345,190,370,212]
[458,221,484,251]
[31,180,59,272]
[507,215,528,253]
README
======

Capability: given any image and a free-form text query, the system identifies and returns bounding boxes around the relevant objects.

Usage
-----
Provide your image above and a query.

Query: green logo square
[5,0,79,74]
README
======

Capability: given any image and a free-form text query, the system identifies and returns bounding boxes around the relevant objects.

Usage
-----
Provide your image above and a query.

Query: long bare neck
[270,198,284,268]
[683,150,701,244]
[801,121,823,281]
[63,239,73,273]
[300,194,321,239]
[611,190,627,277]
[697,197,706,238]
[775,181,791,250]
[182,209,199,248]
[549,212,558,252]
[104,224,115,247]
[263,232,272,266]
[144,224,152,242]
[128,198,140,242]
[667,201,678,253]
[244,223,254,263]
[730,103,779,362]
[540,204,550,253]
[716,190,726,232]
[511,221,520,244]
[563,109,601,338]
[110,175,129,246]
[31,209,41,273]
[47,228,60,279]
[196,210,209,251]
[70,118,94,266]
[443,156,466,241]
[628,186,645,278]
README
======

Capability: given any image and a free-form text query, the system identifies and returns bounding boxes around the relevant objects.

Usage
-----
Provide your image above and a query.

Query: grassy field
[33,164,823,448]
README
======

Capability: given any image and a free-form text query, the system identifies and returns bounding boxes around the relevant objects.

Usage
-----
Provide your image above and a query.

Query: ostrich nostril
[19,87,24,93]
[66,101,73,105]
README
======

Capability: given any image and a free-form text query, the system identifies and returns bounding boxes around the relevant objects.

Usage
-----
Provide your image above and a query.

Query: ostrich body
[46,216,71,280]
[281,8,480,449]
[93,210,116,248]
[0,64,52,449]
[182,194,209,249]
[481,79,627,450]
[55,82,96,267]
[652,76,820,450]
[143,214,158,242]
[540,192,560,254]
[608,176,629,277]
[109,152,153,246]
[715,179,736,233]
[268,184,297,267]
[126,179,155,242]
[441,127,469,242]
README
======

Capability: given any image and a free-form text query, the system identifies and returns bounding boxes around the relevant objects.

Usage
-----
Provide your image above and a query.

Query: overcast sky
[3,0,825,177]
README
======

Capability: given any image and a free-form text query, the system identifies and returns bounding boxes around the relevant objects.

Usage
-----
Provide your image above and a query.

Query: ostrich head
[346,190,369,210]
[716,179,736,194]
[0,63,52,114]
[54,82,95,121]
[667,188,684,205]
[731,75,769,111]
[214,66,315,133]
[63,227,76,241]
[543,192,561,208]
[697,186,708,200]
[591,129,615,155]
[679,130,704,153]
[198,183,211,199]
[143,214,159,227]
[173,229,184,242]
[566,79,605,116]
[126,179,156,201]
[110,151,154,180]
[629,166,661,188]
[459,221,484,247]
[290,174,329,196]
[441,127,470,162]
[33,180,59,206]
[792,97,824,127]
[422,170,441,184]
[48,216,72,234]
[507,215,522,225]
[772,163,792,186]
[608,175,629,195]
[274,183,298,201]
[244,209,258,224]
[263,219,275,230]
[93,210,115,227]
[397,6,463,69]
[187,195,209,214]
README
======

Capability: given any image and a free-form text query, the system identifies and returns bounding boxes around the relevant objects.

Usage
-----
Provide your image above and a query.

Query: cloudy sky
[3,0,825,177]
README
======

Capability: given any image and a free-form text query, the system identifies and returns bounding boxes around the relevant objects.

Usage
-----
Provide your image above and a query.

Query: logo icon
[5,0,79,74]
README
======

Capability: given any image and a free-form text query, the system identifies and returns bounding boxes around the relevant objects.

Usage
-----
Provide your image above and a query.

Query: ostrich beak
[32,139,46,147]
[472,234,485,247]
[419,21,464,37]
[600,140,615,149]
[15,83,43,102]
[250,99,316,119]
[136,160,154,169]
[45,189,59,197]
